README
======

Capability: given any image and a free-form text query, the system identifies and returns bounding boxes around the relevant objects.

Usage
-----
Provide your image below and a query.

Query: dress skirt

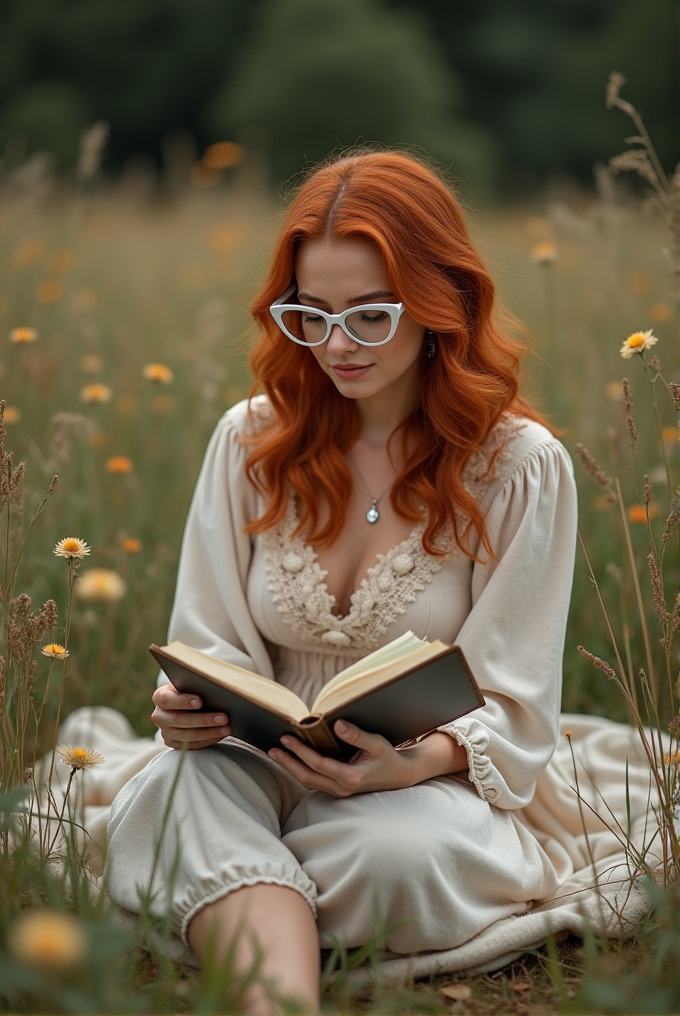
[105,740,558,953]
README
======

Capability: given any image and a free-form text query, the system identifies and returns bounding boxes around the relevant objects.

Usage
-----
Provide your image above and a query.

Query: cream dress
[104,398,584,954]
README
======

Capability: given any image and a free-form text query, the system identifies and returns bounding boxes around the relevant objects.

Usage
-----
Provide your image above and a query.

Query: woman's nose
[326,323,358,355]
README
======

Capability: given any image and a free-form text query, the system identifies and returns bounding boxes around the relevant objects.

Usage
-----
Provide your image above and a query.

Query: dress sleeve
[159,403,276,686]
[438,438,577,809]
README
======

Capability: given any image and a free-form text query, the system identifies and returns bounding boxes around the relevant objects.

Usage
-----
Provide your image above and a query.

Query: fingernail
[213,715,226,724]
[190,698,200,707]
[220,727,230,735]
[335,720,348,733]
[281,736,291,747]
[268,749,278,757]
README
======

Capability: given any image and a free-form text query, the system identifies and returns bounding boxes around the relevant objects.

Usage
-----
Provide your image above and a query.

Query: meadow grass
[0,102,679,1011]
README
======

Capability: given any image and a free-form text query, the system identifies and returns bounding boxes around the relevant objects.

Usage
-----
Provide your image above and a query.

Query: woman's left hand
[268,720,466,797]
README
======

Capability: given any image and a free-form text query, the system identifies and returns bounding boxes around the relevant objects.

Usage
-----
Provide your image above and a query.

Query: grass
[0,80,679,1013]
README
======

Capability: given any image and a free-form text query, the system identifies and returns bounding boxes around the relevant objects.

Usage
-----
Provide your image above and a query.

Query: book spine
[293,716,348,759]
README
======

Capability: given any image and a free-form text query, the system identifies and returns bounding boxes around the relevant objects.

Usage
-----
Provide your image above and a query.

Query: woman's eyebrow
[297,290,396,304]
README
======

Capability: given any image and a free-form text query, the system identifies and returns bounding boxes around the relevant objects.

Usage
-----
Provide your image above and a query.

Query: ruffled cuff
[437,719,505,804]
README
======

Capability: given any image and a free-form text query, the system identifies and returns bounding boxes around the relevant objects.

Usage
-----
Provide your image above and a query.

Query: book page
[312,638,450,714]
[162,642,310,722]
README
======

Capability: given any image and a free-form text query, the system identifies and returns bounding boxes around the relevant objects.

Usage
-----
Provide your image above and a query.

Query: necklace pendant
[366,503,380,524]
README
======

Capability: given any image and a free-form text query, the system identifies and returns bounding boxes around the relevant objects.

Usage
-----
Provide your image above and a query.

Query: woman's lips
[331,363,372,380]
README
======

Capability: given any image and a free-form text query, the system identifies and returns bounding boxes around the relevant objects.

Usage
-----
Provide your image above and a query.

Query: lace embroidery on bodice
[260,412,521,656]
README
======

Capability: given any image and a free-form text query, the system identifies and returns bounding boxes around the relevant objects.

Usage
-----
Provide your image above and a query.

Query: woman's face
[294,237,426,410]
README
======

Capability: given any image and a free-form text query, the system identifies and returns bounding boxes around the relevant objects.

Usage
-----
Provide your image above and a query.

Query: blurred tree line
[0,0,676,197]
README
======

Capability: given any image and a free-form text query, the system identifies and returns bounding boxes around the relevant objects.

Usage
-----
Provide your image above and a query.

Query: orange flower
[9,911,87,970]
[105,455,133,474]
[37,279,62,304]
[202,142,245,170]
[80,383,112,403]
[142,362,174,384]
[531,241,557,265]
[9,326,37,344]
[121,537,142,554]
[3,406,21,424]
[627,504,659,523]
[76,568,126,602]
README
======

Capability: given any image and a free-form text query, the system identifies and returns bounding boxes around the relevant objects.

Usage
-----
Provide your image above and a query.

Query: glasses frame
[269,285,406,347]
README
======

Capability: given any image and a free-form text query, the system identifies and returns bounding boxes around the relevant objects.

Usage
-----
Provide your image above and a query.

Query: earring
[425,330,437,360]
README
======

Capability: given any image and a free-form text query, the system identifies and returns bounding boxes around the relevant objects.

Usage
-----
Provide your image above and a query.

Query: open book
[149,632,484,761]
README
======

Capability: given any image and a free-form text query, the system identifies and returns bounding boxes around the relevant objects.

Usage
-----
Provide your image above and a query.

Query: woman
[105,150,577,1013]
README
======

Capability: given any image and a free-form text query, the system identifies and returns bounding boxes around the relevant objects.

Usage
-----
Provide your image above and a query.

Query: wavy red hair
[244,150,550,558]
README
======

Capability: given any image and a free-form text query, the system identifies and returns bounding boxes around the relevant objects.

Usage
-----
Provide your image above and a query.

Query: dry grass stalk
[575,444,618,502]
[621,378,638,442]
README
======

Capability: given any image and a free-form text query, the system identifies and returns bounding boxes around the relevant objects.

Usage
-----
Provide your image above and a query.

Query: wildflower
[4,406,21,424]
[121,537,142,554]
[650,302,671,324]
[37,279,62,304]
[9,911,87,971]
[565,730,572,738]
[105,455,133,474]
[80,354,103,373]
[54,537,90,560]
[80,383,112,403]
[202,142,245,170]
[663,750,680,769]
[41,644,69,660]
[627,504,659,524]
[142,362,174,384]
[531,241,557,265]
[57,745,105,769]
[9,327,37,344]
[76,568,126,602]
[619,329,658,359]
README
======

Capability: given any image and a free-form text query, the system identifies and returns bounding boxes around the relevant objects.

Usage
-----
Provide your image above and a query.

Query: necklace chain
[349,455,392,524]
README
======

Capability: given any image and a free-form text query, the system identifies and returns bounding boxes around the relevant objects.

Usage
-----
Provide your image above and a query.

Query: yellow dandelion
[9,911,87,971]
[531,241,558,265]
[620,329,658,359]
[105,455,133,474]
[4,406,21,424]
[47,248,75,275]
[76,568,127,602]
[202,141,245,170]
[9,326,38,344]
[650,302,671,324]
[121,537,142,554]
[142,362,174,384]
[80,354,103,373]
[37,279,62,304]
[80,383,113,403]
[662,426,678,443]
[57,745,105,769]
[54,537,91,560]
[41,644,69,660]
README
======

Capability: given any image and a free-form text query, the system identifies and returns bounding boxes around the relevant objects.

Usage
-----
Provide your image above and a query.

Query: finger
[277,735,361,782]
[165,734,226,750]
[152,707,230,733]
[334,719,388,757]
[268,747,351,795]
[162,721,231,740]
[153,684,203,711]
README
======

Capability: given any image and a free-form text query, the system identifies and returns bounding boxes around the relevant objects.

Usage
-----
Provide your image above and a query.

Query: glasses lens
[345,308,393,343]
[281,309,327,344]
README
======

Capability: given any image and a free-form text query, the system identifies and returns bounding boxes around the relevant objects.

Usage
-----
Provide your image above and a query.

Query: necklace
[349,456,392,524]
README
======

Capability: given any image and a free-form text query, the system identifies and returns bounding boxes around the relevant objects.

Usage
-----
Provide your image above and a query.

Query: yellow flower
[121,537,142,554]
[80,354,103,373]
[105,455,133,474]
[37,279,62,304]
[41,644,69,660]
[54,537,91,560]
[142,362,174,384]
[202,141,245,170]
[57,745,105,769]
[9,326,37,344]
[4,406,21,424]
[620,329,658,359]
[76,568,126,602]
[9,911,87,971]
[531,241,558,265]
[80,383,113,403]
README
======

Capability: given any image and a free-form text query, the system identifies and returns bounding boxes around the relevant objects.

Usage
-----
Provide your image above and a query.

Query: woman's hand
[151,683,231,749]
[268,721,467,797]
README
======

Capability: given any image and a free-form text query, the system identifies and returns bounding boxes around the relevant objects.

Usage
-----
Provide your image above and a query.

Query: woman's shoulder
[465,414,572,504]
[219,395,275,439]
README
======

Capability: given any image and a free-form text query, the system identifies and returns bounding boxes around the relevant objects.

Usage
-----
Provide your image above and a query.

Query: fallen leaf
[440,984,472,1001]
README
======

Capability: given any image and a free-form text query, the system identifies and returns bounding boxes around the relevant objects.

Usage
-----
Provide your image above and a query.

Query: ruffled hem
[438,723,502,804]
[179,875,318,947]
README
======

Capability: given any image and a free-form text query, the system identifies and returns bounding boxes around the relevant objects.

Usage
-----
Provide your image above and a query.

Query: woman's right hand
[151,683,231,749]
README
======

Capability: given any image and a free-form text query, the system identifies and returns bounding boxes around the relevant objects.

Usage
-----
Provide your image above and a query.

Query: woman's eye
[360,311,388,324]
[303,313,324,325]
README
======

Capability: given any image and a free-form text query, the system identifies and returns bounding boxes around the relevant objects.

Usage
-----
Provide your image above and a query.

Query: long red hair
[245,150,549,558]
